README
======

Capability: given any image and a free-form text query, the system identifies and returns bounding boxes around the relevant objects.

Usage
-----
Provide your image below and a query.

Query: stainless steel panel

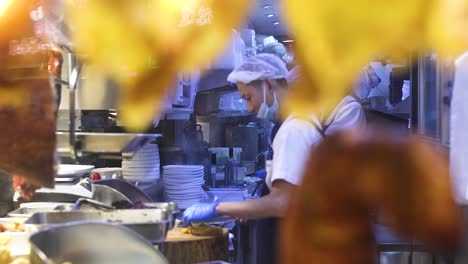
[8,203,74,218]
[25,209,171,243]
[143,202,179,229]
[95,179,152,203]
[56,132,162,154]
[29,222,167,264]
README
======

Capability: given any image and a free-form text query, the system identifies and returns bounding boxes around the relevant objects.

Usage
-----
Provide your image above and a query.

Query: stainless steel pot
[29,222,168,264]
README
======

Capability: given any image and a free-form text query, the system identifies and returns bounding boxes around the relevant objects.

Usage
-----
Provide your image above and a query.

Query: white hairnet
[227,53,289,84]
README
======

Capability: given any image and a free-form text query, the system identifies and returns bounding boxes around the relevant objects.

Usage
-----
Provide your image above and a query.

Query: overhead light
[283,39,294,43]
[273,21,280,25]
[266,14,275,18]
[263,5,271,9]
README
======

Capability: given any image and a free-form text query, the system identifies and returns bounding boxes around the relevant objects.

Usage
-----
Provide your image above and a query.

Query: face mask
[257,81,279,121]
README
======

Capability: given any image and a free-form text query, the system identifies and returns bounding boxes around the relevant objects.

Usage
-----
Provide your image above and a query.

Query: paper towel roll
[450,52,468,203]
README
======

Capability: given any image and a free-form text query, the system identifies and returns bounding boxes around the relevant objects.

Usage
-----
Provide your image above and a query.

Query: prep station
[0,0,467,264]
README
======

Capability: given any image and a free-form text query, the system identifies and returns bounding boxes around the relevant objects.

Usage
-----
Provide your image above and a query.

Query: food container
[29,222,168,264]
[25,209,171,243]
[0,218,29,257]
[143,202,179,229]
[8,203,74,218]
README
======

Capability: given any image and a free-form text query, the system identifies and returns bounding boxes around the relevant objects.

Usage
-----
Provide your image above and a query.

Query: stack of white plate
[163,165,205,209]
[122,143,160,183]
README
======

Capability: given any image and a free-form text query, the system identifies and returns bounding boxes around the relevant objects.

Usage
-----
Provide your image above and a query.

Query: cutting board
[160,222,229,264]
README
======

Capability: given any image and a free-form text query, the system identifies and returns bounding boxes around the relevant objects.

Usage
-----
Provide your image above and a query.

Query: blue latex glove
[183,203,219,225]
[255,169,266,180]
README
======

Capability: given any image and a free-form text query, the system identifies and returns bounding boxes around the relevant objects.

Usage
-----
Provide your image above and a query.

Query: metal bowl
[29,222,168,264]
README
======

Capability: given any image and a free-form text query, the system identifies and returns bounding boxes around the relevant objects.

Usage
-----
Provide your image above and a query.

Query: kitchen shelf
[56,132,162,155]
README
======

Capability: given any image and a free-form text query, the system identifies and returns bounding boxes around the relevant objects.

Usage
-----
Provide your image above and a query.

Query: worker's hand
[183,203,219,225]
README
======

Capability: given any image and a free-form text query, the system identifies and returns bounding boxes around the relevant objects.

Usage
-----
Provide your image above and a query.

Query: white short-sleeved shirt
[265,96,366,190]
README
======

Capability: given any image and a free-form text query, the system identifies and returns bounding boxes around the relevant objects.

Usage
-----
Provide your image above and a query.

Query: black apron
[255,121,282,264]
[254,116,329,263]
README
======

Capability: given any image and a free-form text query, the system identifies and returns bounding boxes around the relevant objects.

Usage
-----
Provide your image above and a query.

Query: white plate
[122,154,160,160]
[123,151,159,156]
[163,168,204,172]
[163,178,204,183]
[123,167,160,173]
[164,185,203,191]
[163,181,204,186]
[162,172,204,178]
[163,170,205,178]
[57,164,95,177]
[123,173,160,178]
[163,171,204,176]
[122,162,159,168]
[165,191,203,197]
[124,147,159,153]
[163,165,204,170]
[122,173,161,178]
[122,164,159,169]
[123,175,160,180]
[123,177,159,182]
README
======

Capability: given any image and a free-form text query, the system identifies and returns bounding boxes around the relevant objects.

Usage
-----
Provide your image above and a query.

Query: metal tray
[29,222,168,264]
[143,202,179,229]
[8,203,74,218]
[25,209,171,243]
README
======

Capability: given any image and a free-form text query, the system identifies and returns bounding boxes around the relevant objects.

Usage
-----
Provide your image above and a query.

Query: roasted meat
[0,79,56,189]
[282,130,462,264]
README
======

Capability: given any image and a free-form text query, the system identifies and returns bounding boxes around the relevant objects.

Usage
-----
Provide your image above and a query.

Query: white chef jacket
[265,96,366,189]
[450,52,468,203]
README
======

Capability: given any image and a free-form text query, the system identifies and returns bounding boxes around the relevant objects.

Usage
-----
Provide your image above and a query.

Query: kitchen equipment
[56,132,162,155]
[143,202,179,229]
[72,198,116,210]
[91,184,132,205]
[23,180,133,206]
[388,65,410,106]
[95,178,152,203]
[57,164,95,177]
[203,188,248,203]
[226,125,258,161]
[8,203,74,218]
[29,222,168,264]
[91,167,122,180]
[241,161,256,176]
[208,147,242,165]
[25,208,172,244]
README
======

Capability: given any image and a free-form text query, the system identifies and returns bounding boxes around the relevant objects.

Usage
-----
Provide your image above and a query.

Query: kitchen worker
[183,53,366,263]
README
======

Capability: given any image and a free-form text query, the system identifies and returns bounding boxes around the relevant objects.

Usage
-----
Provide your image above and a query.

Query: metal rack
[55,49,162,161]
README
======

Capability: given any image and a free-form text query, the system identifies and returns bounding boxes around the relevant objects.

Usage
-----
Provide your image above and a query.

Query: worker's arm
[216,180,296,219]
